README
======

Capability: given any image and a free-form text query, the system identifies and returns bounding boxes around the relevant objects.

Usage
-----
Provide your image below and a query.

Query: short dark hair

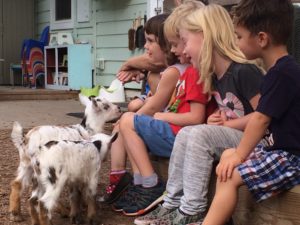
[232,0,294,45]
[144,13,177,65]
[144,13,170,53]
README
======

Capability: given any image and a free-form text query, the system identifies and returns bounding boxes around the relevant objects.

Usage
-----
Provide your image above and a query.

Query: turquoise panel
[68,44,92,89]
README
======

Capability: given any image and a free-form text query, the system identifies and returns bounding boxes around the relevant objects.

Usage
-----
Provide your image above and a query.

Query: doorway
[0,0,34,85]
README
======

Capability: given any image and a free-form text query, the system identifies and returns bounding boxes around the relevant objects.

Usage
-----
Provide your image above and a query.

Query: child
[135,4,265,225]
[105,13,186,203]
[201,1,300,225]
[114,0,209,217]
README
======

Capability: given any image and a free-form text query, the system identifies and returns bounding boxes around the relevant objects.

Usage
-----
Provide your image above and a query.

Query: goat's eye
[96,99,101,102]
[103,104,110,110]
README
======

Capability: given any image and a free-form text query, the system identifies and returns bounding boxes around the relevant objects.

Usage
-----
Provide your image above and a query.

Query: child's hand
[216,148,243,182]
[207,110,227,125]
[153,112,167,120]
[117,70,144,84]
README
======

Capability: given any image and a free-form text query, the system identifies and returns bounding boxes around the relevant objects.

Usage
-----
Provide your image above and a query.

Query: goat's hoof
[9,212,23,222]
[70,215,83,225]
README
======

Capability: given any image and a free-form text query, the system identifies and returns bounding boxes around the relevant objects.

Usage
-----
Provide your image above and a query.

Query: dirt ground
[0,99,135,225]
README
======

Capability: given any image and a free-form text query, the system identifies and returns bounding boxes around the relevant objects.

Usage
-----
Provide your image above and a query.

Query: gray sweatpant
[162,124,243,215]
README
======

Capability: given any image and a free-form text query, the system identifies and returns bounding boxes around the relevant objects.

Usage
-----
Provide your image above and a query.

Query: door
[0,0,34,84]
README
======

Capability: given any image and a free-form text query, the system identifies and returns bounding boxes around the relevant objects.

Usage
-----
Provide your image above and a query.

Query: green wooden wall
[35,0,147,89]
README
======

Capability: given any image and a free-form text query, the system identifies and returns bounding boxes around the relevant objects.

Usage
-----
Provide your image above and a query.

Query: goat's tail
[11,121,25,151]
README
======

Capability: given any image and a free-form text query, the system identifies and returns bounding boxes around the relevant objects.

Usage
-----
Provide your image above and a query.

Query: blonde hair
[164,0,205,40]
[180,4,249,94]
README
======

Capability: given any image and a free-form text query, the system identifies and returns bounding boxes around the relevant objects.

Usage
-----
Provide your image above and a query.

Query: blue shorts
[134,114,175,157]
[238,145,300,202]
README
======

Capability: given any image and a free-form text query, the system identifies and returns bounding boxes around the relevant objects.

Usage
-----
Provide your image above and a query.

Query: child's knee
[216,169,243,189]
[128,98,144,112]
[119,112,135,130]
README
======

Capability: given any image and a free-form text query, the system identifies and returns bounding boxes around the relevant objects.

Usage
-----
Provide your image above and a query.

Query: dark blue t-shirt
[256,55,300,156]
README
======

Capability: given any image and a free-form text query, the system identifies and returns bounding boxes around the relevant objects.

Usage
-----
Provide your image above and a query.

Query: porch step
[0,86,79,101]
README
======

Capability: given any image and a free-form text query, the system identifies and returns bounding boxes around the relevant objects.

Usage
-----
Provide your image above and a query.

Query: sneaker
[134,205,176,225]
[150,209,204,225]
[122,180,165,216]
[111,183,140,212]
[104,172,133,204]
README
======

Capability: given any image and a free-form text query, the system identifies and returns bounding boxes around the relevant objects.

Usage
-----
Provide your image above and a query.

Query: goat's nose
[118,106,121,112]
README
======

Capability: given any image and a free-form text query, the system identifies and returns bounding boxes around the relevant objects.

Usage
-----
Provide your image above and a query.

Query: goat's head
[79,94,122,134]
[91,132,118,161]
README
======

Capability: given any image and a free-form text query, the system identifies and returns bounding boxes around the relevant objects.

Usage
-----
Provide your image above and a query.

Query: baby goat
[9,96,122,222]
[29,132,118,225]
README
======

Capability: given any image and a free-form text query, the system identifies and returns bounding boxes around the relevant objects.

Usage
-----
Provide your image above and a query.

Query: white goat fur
[31,133,117,224]
[9,95,122,222]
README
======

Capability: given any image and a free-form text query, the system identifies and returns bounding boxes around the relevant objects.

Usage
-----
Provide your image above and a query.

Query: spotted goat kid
[9,95,122,222]
[28,132,118,225]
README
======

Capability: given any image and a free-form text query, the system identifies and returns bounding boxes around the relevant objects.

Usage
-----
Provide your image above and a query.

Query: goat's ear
[78,93,90,106]
[89,95,96,100]
[110,132,118,143]
[93,140,102,151]
[81,116,87,127]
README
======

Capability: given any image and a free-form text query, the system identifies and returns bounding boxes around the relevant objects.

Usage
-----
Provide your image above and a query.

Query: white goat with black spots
[29,133,118,225]
[9,95,122,222]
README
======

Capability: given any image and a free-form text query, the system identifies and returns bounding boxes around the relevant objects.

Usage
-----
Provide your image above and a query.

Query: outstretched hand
[117,70,145,84]
[216,148,243,182]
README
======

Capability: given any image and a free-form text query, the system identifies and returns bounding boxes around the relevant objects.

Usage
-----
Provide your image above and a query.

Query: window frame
[50,0,75,30]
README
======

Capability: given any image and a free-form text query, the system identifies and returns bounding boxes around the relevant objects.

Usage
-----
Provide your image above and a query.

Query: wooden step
[0,86,79,101]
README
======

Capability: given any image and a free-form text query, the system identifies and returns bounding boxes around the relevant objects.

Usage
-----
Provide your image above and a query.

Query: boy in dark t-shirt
[201,0,300,225]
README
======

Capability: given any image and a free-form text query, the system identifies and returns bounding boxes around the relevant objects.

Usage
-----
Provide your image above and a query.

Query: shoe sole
[111,205,123,212]
[122,194,164,217]
[105,172,133,204]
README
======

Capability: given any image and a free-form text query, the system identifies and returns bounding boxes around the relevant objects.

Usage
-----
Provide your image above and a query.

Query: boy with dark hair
[196,0,300,225]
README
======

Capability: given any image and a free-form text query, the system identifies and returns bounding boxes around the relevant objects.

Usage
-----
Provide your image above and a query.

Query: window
[50,0,74,30]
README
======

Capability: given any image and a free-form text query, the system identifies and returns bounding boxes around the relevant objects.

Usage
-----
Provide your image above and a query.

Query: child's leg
[105,123,132,203]
[119,112,155,178]
[119,112,172,215]
[203,169,243,225]
[110,124,127,171]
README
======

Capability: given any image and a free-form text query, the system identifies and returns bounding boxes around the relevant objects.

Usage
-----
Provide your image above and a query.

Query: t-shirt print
[213,91,244,119]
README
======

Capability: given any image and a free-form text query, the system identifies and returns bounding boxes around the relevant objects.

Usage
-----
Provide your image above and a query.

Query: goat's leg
[28,177,40,225]
[9,179,23,221]
[38,201,52,225]
[86,195,97,225]
[9,163,33,221]
[86,176,99,225]
[39,174,67,224]
[69,186,83,224]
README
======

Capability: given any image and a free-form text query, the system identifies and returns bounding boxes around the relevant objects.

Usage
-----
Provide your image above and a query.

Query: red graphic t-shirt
[168,66,208,134]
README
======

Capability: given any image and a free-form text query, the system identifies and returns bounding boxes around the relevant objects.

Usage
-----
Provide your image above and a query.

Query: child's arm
[208,93,261,131]
[216,111,271,182]
[118,54,165,73]
[153,101,206,126]
[137,67,180,116]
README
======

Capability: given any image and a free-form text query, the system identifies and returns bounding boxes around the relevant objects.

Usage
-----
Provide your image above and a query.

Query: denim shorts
[134,114,175,157]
